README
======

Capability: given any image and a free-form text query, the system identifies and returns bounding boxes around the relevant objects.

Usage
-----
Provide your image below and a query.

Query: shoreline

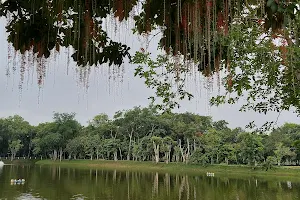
[34,160,300,181]
[1,159,37,165]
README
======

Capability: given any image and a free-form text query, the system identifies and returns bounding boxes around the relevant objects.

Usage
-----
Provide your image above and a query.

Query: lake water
[0,165,299,200]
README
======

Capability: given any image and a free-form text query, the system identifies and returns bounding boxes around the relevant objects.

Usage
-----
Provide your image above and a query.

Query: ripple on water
[71,194,87,200]
[15,193,44,200]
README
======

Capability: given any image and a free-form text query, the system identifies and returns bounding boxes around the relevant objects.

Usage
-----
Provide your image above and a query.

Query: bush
[190,149,209,166]
[263,156,277,171]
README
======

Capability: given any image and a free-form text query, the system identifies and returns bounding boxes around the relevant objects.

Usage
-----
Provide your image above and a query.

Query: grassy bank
[36,160,300,180]
[1,159,38,165]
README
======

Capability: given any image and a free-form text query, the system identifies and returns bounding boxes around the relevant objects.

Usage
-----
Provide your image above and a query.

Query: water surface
[0,165,299,200]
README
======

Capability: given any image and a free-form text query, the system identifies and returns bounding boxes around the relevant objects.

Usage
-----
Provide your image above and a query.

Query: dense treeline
[1,105,300,168]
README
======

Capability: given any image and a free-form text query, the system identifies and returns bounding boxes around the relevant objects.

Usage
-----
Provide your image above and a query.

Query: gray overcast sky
[0,18,298,129]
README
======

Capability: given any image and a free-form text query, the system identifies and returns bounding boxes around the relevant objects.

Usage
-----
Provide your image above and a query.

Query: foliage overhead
[0,0,300,115]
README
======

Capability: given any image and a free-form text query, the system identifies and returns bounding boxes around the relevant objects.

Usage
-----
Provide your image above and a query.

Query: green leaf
[270,3,278,13]
[266,0,274,7]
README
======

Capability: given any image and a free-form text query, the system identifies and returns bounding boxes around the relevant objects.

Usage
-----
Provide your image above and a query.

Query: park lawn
[2,159,37,165]
[36,159,300,181]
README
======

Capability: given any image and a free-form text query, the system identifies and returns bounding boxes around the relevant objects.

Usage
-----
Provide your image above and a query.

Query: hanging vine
[0,0,299,115]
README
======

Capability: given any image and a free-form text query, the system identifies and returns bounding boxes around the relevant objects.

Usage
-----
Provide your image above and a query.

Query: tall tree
[53,112,81,161]
[8,139,23,161]
[238,133,264,166]
[274,142,292,166]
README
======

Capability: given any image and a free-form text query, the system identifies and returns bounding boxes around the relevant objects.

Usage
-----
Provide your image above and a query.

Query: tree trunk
[59,147,63,162]
[114,151,118,161]
[119,148,123,160]
[27,142,32,158]
[179,139,190,164]
[165,152,169,164]
[153,141,160,164]
[179,139,185,163]
[186,139,190,164]
[127,131,133,160]
[53,149,58,161]
[11,152,15,161]
[225,157,229,165]
[176,153,180,162]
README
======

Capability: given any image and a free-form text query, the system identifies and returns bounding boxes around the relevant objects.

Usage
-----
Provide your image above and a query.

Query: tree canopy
[1,106,300,168]
[0,0,300,116]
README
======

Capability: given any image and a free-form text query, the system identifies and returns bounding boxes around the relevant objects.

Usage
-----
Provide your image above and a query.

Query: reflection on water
[15,193,43,200]
[70,194,87,200]
[0,165,300,200]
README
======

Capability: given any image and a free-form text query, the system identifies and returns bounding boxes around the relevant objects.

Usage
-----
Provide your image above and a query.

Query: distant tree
[9,139,23,161]
[274,143,292,166]
[292,140,300,165]
[238,133,264,166]
[151,136,163,164]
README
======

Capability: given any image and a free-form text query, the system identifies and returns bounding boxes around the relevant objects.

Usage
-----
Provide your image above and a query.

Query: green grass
[1,158,38,165]
[36,159,300,181]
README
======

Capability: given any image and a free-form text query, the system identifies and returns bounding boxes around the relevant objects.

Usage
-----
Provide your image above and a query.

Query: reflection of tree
[178,175,189,200]
[0,167,299,199]
[164,173,170,196]
[152,172,159,196]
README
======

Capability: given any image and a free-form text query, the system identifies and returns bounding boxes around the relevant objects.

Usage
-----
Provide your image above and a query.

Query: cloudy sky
[0,17,298,129]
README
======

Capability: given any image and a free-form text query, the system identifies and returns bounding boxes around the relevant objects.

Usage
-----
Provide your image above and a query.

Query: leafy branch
[131,51,193,111]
